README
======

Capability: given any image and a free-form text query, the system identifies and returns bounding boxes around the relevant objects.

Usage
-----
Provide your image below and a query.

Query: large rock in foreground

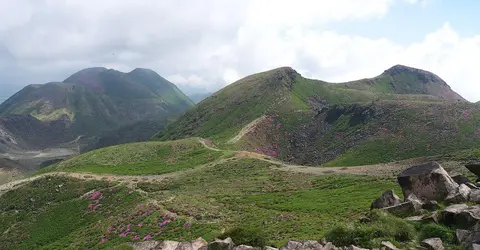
[397,162,458,201]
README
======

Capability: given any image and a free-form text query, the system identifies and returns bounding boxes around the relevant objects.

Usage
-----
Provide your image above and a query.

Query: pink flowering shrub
[143,234,152,240]
[86,191,104,213]
[463,109,473,119]
[98,203,188,244]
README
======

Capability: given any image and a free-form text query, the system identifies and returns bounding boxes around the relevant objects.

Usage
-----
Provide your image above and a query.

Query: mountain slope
[155,65,477,166]
[0,68,194,147]
[156,67,380,142]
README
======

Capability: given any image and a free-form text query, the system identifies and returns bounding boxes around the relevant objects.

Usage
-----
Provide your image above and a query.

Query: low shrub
[325,210,415,248]
[219,227,267,247]
[417,223,455,244]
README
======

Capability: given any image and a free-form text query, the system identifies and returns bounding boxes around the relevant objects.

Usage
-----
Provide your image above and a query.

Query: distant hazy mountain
[0,67,194,151]
[188,92,212,104]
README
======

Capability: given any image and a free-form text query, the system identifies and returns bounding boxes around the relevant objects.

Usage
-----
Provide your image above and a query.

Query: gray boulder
[468,183,480,190]
[397,162,458,201]
[422,200,440,211]
[347,246,369,250]
[192,238,209,250]
[420,238,444,250]
[405,212,440,224]
[380,241,399,250]
[471,190,480,203]
[264,247,279,250]
[405,194,424,211]
[456,223,480,250]
[175,238,208,250]
[446,184,471,203]
[209,238,235,250]
[131,241,163,250]
[279,240,324,250]
[382,201,415,215]
[442,204,480,229]
[160,241,182,250]
[371,190,402,210]
[457,229,474,250]
[132,239,208,250]
[234,245,261,250]
[321,242,338,250]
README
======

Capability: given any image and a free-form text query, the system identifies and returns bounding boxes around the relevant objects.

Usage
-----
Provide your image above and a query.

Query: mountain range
[1,63,479,250]
[1,64,476,169]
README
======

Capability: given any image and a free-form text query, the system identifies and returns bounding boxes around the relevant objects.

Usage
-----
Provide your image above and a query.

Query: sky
[0,0,479,100]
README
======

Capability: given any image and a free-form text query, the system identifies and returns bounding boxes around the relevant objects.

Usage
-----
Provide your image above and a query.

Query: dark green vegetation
[325,210,462,249]
[1,159,408,249]
[0,67,193,151]
[39,138,225,175]
[155,65,478,167]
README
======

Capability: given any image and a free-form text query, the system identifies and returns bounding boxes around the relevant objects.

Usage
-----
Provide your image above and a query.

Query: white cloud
[0,0,479,101]
[167,74,203,85]
[223,69,241,84]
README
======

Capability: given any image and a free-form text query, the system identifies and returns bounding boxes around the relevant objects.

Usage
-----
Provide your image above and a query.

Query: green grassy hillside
[1,158,407,249]
[2,158,465,249]
[40,138,225,175]
[155,65,475,167]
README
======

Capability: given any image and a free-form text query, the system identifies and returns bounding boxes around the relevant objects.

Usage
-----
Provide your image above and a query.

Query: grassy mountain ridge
[155,65,477,166]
